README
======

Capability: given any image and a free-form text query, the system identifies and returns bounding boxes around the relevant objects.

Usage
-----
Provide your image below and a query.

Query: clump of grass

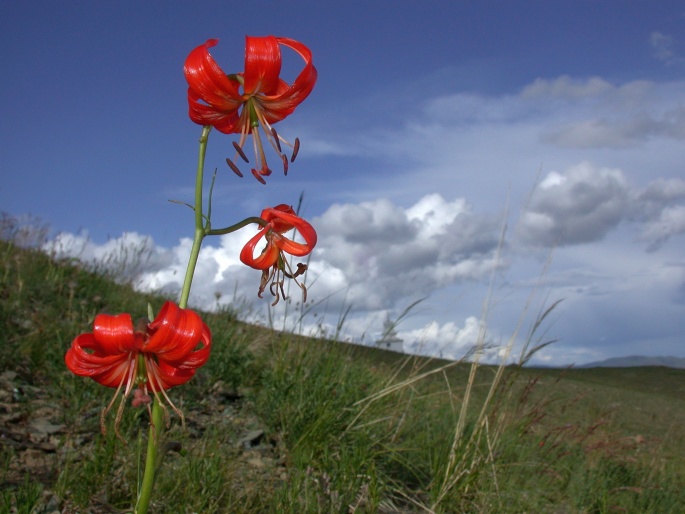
[0,474,43,514]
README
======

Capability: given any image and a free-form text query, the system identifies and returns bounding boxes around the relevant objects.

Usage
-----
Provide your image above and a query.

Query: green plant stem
[135,400,164,514]
[133,126,268,514]
[206,216,267,236]
[135,125,211,514]
[179,125,212,310]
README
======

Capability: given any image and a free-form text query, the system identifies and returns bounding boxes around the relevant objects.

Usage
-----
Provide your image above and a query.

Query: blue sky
[3,1,685,366]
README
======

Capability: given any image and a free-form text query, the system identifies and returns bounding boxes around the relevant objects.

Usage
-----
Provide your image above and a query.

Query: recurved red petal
[151,360,198,389]
[240,226,281,270]
[146,302,212,366]
[187,89,242,133]
[273,233,314,257]
[184,39,244,122]
[90,313,138,355]
[65,333,133,388]
[261,204,297,233]
[176,321,212,369]
[243,36,282,96]
[261,206,317,253]
[257,37,317,121]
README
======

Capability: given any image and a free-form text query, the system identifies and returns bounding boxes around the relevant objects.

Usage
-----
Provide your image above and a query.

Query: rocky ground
[0,370,283,513]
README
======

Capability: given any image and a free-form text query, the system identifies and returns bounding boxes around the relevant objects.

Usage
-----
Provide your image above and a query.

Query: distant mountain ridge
[580,355,685,369]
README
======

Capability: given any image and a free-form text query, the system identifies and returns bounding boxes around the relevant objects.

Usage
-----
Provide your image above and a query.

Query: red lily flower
[240,204,317,304]
[65,301,211,436]
[184,36,317,184]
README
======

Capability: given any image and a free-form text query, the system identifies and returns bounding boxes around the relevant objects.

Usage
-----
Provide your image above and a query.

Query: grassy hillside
[1,238,684,513]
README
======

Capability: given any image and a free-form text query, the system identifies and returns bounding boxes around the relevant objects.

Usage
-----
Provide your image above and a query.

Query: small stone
[30,419,65,435]
[238,429,265,449]
[247,457,266,469]
[0,370,17,382]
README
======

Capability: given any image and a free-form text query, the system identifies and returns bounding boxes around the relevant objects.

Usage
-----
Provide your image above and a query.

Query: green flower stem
[133,126,268,514]
[134,125,211,514]
[179,125,212,310]
[135,400,164,514]
[206,216,267,236]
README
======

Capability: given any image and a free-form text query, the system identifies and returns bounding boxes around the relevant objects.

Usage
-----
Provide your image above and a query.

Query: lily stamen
[250,127,271,184]
[271,127,282,153]
[260,257,309,305]
[291,138,300,162]
[232,141,250,163]
[226,158,244,177]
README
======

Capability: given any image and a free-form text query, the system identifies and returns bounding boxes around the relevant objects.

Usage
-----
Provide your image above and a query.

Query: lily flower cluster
[65,35,318,440]
[185,35,319,304]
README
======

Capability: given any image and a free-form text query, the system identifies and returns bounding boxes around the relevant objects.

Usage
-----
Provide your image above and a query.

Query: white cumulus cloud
[311,194,503,310]
[518,162,630,246]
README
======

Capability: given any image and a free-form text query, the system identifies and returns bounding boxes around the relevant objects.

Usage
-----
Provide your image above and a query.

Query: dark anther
[251,169,267,185]
[281,154,289,176]
[226,158,243,177]
[270,280,287,306]
[271,128,282,153]
[232,142,249,163]
[291,138,300,162]
[284,263,307,279]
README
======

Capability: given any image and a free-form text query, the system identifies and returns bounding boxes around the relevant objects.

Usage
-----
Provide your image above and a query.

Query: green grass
[1,237,684,513]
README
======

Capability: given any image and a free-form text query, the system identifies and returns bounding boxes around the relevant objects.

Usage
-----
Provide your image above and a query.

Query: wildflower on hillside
[184,36,317,184]
[65,301,211,437]
[240,204,317,304]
